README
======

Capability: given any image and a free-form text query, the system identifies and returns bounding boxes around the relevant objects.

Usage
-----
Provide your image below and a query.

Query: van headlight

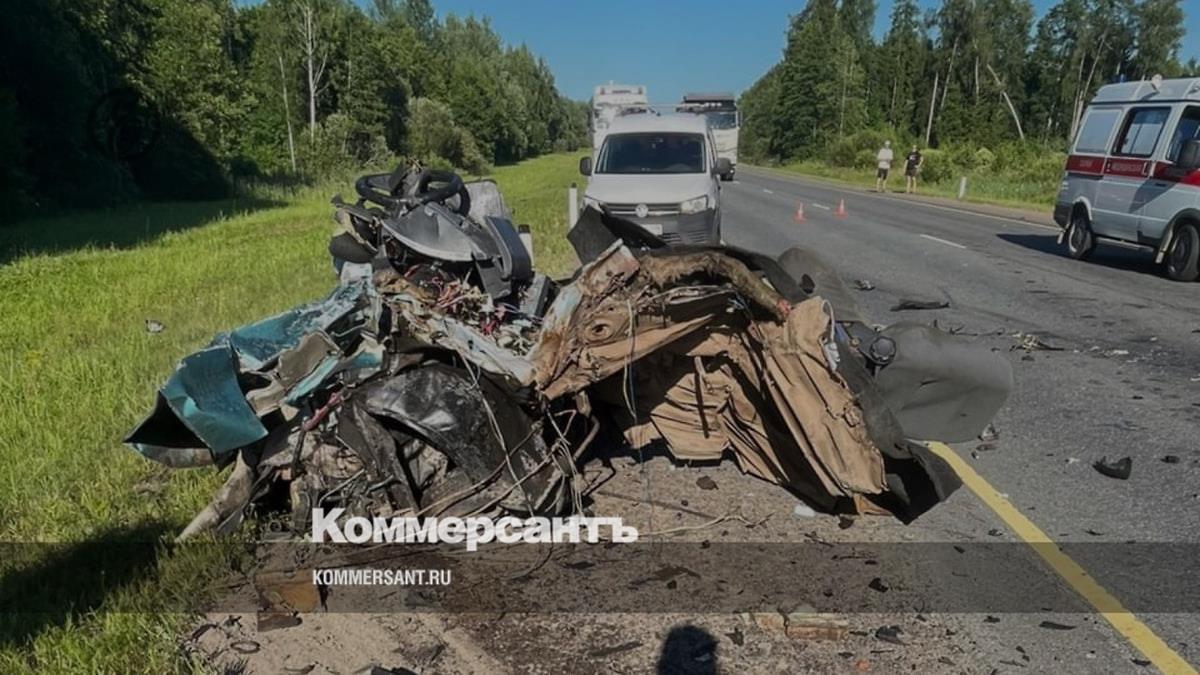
[583,196,603,211]
[680,195,708,214]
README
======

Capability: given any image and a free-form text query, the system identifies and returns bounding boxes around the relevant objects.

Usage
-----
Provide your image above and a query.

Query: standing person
[904,145,923,194]
[875,141,894,192]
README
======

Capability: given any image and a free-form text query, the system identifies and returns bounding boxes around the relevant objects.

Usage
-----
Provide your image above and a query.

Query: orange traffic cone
[794,202,806,223]
[834,198,848,219]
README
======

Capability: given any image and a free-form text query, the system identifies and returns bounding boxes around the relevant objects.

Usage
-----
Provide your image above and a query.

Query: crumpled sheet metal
[126,279,383,466]
[128,234,994,530]
[527,242,889,508]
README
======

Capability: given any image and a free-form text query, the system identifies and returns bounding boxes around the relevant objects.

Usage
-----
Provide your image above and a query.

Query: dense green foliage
[0,0,589,221]
[740,0,1195,173]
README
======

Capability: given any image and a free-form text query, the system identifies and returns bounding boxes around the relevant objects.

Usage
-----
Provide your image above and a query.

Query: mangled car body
[127,166,1012,538]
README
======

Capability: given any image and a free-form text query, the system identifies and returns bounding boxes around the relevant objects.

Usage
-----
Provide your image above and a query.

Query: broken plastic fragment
[1093,456,1132,480]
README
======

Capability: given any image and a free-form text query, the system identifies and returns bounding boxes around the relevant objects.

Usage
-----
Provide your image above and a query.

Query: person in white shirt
[875,141,894,192]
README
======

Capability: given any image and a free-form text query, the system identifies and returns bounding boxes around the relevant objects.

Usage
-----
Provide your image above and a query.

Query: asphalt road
[720,168,1200,673]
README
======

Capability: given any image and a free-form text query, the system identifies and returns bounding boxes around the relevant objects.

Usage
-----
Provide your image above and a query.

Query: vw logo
[635,203,649,218]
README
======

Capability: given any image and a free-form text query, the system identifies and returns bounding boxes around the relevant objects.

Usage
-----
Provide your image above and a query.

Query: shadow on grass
[996,233,1163,277]
[0,521,171,648]
[0,196,284,265]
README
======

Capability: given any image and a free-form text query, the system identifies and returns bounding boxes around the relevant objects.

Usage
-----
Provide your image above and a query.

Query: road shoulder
[741,165,1058,229]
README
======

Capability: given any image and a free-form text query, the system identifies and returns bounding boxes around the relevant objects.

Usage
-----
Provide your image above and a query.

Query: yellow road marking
[928,441,1196,675]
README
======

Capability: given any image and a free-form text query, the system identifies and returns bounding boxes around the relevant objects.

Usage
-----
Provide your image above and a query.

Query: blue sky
[426,0,1199,103]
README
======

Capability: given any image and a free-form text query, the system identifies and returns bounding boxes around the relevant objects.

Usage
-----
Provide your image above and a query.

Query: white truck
[678,93,739,180]
[590,83,649,150]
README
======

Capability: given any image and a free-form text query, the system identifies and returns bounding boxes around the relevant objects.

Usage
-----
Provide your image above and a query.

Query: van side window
[1074,109,1120,154]
[1166,106,1200,163]
[1113,107,1170,157]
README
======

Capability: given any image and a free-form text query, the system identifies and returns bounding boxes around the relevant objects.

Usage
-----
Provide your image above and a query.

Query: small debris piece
[369,668,418,675]
[1066,457,1080,465]
[725,627,745,647]
[696,476,718,490]
[979,424,1000,442]
[785,613,850,641]
[854,279,875,291]
[1084,529,1104,537]
[874,625,905,646]
[976,442,997,452]
[587,641,643,658]
[1012,333,1063,352]
[256,611,302,632]
[145,319,165,334]
[868,577,890,593]
[1037,620,1076,630]
[230,640,261,654]
[987,528,1003,537]
[1132,658,1152,667]
[838,516,855,530]
[891,299,950,311]
[1161,455,1181,464]
[938,657,956,666]
[189,623,217,641]
[793,503,817,518]
[1105,349,1130,357]
[855,660,870,672]
[1093,456,1132,480]
[984,616,1001,623]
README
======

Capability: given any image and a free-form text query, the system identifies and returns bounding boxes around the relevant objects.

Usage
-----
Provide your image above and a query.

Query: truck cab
[1054,76,1200,281]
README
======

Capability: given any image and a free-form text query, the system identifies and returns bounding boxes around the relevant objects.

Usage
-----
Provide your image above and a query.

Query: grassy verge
[760,159,1058,212]
[0,151,584,673]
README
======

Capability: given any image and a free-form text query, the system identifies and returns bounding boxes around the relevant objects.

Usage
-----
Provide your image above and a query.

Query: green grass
[763,159,1059,212]
[0,152,583,673]
[488,151,589,277]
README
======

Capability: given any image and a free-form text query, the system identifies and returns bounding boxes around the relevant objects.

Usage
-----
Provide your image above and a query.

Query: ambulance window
[1114,107,1170,157]
[1074,109,1120,154]
[1166,107,1200,163]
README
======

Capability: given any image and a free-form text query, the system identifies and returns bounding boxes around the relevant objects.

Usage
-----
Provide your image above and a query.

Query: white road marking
[920,234,968,250]
[761,188,773,194]
[811,203,831,210]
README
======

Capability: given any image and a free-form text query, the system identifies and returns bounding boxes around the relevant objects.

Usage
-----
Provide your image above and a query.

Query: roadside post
[957,176,968,200]
[568,183,579,227]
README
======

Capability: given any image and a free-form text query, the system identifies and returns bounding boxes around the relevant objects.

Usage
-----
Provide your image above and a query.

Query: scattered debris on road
[1011,332,1063,352]
[874,625,905,645]
[979,423,1000,443]
[890,298,950,311]
[1037,620,1076,631]
[853,279,875,291]
[126,166,1012,539]
[1093,456,1133,480]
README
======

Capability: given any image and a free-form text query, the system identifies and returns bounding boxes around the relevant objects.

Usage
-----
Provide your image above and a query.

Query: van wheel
[1065,212,1096,261]
[1165,222,1200,281]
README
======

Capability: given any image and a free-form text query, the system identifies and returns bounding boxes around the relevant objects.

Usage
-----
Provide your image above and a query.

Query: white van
[1054,76,1200,281]
[579,114,731,245]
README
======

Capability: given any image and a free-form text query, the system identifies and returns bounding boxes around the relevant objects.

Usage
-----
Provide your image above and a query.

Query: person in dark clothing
[904,145,923,194]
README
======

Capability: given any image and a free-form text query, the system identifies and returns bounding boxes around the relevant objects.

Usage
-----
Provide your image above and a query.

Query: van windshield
[597,133,706,174]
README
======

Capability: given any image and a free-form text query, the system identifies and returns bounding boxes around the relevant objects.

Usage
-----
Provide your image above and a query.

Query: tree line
[739,0,1195,166]
[0,0,590,220]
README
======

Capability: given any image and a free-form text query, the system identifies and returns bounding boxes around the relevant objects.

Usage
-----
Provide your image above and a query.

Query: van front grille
[606,202,681,217]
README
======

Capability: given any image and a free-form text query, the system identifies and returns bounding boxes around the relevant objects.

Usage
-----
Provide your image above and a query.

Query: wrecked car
[126,165,1012,539]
